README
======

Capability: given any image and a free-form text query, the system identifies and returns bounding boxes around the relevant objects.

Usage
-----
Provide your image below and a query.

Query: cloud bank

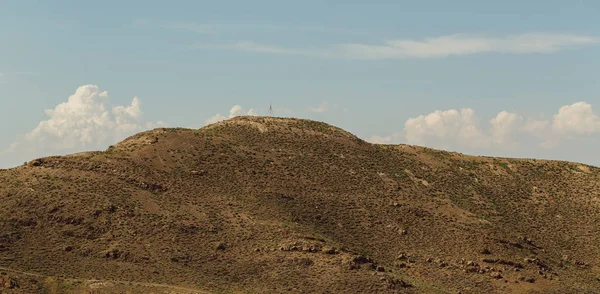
[339,33,597,59]
[194,33,598,60]
[1,85,164,168]
[552,102,600,135]
[369,101,600,154]
[205,105,258,125]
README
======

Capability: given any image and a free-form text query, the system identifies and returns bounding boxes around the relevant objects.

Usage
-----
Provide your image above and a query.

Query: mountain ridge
[0,116,599,293]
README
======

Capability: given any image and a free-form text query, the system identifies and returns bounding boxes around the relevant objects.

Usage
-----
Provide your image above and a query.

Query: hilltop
[0,116,599,293]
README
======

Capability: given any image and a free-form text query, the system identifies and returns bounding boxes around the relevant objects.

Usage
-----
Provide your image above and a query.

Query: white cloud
[113,96,142,121]
[489,111,523,148]
[551,101,600,135]
[404,108,490,149]
[309,101,329,113]
[205,114,228,125]
[25,85,157,149]
[339,33,597,59]
[368,135,392,144]
[523,119,550,136]
[146,120,167,130]
[1,85,163,168]
[230,105,258,117]
[193,41,321,57]
[195,33,597,60]
[205,105,258,125]
[370,101,600,154]
[367,133,403,145]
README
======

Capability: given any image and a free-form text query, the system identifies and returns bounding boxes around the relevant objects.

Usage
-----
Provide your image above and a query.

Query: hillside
[0,116,599,293]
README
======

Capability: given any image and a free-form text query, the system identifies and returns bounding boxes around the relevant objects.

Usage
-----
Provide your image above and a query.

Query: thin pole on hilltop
[268,102,274,117]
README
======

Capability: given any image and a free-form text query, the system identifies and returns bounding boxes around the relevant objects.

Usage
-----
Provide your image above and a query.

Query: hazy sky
[1,0,600,168]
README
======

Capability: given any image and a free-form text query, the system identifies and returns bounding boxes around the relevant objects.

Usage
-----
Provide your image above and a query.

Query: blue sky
[1,0,600,168]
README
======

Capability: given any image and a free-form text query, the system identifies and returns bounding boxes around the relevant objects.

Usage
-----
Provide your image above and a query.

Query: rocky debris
[462,259,510,279]
[520,236,537,247]
[190,170,206,176]
[386,224,408,236]
[483,258,524,269]
[574,260,587,267]
[28,159,43,167]
[381,276,412,289]
[480,248,492,255]
[279,241,322,253]
[216,242,228,251]
[104,248,131,260]
[353,255,374,264]
[396,253,409,260]
[344,255,378,271]
[122,177,167,192]
[536,270,553,280]
[137,181,166,192]
[490,272,503,279]
[322,247,339,255]
[524,258,551,271]
[396,253,414,263]
[520,277,536,283]
[106,205,117,213]
[170,254,193,265]
[433,258,448,267]
[289,257,314,267]
[464,265,492,275]
[0,275,18,289]
[302,244,322,253]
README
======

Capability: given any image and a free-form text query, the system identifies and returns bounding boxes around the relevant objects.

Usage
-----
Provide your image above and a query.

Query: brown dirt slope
[1,116,599,293]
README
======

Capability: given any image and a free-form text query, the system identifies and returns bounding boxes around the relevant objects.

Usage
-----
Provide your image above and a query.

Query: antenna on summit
[268,101,274,117]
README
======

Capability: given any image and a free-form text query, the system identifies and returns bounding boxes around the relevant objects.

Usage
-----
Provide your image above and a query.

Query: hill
[1,116,599,293]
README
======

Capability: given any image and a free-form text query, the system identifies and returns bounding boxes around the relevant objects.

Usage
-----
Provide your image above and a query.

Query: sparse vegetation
[0,116,599,293]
